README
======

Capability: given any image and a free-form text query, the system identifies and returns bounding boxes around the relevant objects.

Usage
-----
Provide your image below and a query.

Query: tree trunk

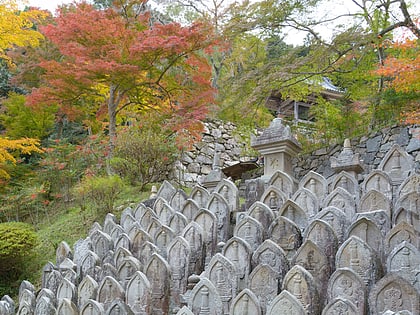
[106,84,122,175]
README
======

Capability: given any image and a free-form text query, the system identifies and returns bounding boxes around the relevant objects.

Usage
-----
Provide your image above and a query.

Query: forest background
[0,0,419,297]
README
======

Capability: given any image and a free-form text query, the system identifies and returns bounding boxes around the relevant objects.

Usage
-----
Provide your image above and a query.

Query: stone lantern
[251,118,301,181]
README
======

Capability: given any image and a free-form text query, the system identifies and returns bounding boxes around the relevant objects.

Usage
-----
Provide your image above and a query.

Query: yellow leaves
[0,0,47,62]
[0,137,42,179]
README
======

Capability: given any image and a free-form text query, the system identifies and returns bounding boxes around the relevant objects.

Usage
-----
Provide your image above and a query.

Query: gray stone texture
[6,122,420,315]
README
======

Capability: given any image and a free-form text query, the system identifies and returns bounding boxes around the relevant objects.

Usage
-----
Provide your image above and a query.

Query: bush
[111,125,179,190]
[0,222,38,296]
[74,175,124,214]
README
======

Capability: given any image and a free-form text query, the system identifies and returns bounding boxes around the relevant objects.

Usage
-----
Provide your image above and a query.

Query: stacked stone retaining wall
[294,125,420,181]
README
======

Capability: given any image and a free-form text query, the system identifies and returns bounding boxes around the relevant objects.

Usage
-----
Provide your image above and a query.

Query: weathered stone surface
[56,278,76,304]
[278,200,308,231]
[366,135,382,153]
[229,289,261,315]
[194,209,218,265]
[314,206,348,243]
[80,299,105,315]
[222,237,252,290]
[118,256,141,289]
[385,222,419,254]
[249,264,279,314]
[327,268,366,314]
[154,225,175,258]
[329,171,360,200]
[323,187,356,219]
[106,299,134,315]
[233,216,263,251]
[292,187,319,219]
[156,180,177,203]
[205,253,238,315]
[181,199,200,221]
[268,170,296,198]
[369,273,420,315]
[247,202,275,239]
[125,271,151,315]
[145,253,171,315]
[252,239,289,279]
[358,189,391,219]
[34,296,56,315]
[346,217,384,260]
[188,277,223,315]
[260,186,286,216]
[282,265,320,315]
[266,290,306,315]
[170,189,188,212]
[154,198,175,226]
[207,192,231,243]
[14,123,420,315]
[322,298,358,315]
[131,229,153,260]
[56,298,78,315]
[190,185,210,208]
[18,289,35,313]
[292,240,331,298]
[182,221,205,276]
[44,269,62,295]
[215,179,239,213]
[90,230,113,261]
[268,216,302,259]
[168,212,188,235]
[244,179,265,211]
[167,236,190,307]
[97,276,125,312]
[299,170,327,204]
[176,306,194,315]
[56,241,73,266]
[305,219,338,269]
[78,275,98,308]
[379,144,414,183]
[387,241,420,291]
[336,236,383,287]
[361,170,392,199]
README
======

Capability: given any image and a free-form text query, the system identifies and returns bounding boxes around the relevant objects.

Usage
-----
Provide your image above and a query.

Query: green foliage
[309,98,369,147]
[0,180,51,224]
[217,33,275,128]
[372,89,417,128]
[111,124,180,190]
[73,175,125,214]
[0,61,25,97]
[0,93,57,139]
[0,222,38,296]
[0,222,37,259]
[38,136,108,202]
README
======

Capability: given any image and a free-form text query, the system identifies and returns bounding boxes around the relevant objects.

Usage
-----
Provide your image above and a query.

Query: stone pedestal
[330,139,364,178]
[251,118,301,181]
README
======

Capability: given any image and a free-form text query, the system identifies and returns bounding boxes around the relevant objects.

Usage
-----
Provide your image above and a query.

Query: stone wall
[294,124,420,180]
[175,120,248,185]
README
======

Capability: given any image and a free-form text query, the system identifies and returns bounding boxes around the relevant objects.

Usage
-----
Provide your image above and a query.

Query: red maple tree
[376,20,420,124]
[28,1,219,151]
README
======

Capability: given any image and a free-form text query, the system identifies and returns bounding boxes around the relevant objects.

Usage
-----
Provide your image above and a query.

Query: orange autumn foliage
[376,23,420,124]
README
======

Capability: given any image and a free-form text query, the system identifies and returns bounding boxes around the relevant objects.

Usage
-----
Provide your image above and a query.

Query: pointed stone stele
[251,118,301,181]
[330,138,363,177]
[201,148,227,191]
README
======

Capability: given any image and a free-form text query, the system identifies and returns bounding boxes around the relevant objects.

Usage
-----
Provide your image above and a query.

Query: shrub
[74,175,124,214]
[0,222,38,296]
[111,125,179,190]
